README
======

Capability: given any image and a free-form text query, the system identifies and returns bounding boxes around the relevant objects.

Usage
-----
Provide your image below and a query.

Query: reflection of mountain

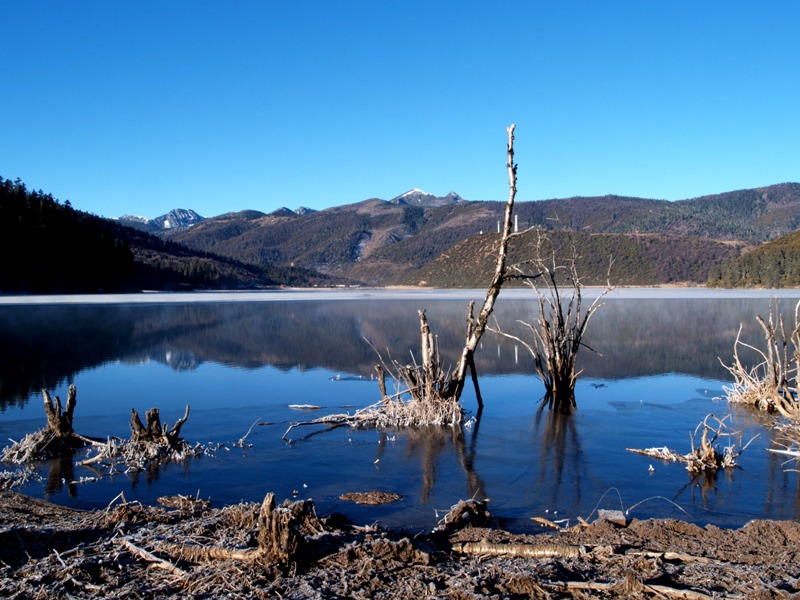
[0,297,790,409]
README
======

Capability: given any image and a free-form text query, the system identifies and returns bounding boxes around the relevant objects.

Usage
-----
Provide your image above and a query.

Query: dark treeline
[0,176,331,293]
[0,177,135,293]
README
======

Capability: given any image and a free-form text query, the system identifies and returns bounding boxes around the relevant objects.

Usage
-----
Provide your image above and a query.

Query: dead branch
[627,413,755,474]
[118,538,188,577]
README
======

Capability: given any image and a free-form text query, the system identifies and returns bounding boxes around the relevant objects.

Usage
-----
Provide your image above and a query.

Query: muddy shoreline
[1,490,798,599]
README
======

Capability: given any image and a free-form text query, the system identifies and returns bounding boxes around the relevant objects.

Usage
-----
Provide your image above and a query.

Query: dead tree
[627,413,756,474]
[375,124,520,423]
[286,126,518,437]
[492,233,613,413]
[722,299,800,419]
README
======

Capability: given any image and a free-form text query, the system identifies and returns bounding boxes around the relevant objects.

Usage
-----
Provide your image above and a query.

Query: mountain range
[116,183,800,287]
[3,175,800,293]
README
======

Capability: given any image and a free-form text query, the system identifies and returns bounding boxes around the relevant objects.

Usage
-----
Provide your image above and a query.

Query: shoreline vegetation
[1,489,798,598]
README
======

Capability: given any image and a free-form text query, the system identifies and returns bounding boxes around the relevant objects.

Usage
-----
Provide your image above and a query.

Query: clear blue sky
[2,1,798,218]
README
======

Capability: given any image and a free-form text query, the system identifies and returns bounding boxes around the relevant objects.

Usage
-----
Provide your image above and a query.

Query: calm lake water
[2,288,800,532]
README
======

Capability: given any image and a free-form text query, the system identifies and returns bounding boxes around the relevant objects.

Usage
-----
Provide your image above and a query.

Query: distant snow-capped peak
[118,208,206,230]
[390,188,465,206]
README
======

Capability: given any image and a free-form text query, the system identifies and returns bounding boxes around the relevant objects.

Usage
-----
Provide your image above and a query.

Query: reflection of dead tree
[627,413,756,475]
[722,300,800,419]
[1,385,100,463]
[491,233,613,413]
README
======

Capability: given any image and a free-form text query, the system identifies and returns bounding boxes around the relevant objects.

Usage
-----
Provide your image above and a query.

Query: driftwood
[452,538,581,559]
[627,414,756,474]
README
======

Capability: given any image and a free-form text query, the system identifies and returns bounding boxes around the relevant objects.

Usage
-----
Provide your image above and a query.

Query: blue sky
[2,1,798,218]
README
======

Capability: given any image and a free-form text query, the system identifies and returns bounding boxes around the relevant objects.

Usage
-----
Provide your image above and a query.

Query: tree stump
[130,405,190,449]
[43,384,77,436]
[256,492,322,563]
[2,385,90,463]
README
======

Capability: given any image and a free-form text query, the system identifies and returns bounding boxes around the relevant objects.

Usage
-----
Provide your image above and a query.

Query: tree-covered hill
[405,230,745,288]
[5,176,798,292]
[0,177,328,293]
[708,229,800,288]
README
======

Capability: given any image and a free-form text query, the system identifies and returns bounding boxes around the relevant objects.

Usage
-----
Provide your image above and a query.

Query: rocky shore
[1,490,799,599]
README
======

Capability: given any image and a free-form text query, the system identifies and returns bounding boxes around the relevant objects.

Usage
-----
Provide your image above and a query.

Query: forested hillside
[0,177,135,292]
[708,229,800,288]
[407,230,745,288]
[0,177,325,293]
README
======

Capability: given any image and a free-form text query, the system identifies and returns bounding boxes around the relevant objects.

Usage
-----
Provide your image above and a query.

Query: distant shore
[1,285,800,305]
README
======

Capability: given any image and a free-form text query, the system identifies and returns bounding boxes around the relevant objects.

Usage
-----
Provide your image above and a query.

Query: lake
[1,288,799,532]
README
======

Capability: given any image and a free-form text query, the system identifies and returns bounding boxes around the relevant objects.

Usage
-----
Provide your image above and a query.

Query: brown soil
[1,490,798,599]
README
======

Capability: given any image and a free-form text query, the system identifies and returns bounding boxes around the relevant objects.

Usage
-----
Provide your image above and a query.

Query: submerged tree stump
[2,385,93,463]
[43,384,77,436]
[130,405,190,449]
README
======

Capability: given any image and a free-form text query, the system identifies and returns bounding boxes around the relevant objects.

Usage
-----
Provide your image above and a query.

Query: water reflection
[45,454,77,498]
[398,424,486,504]
[4,294,800,529]
[1,296,796,410]
[533,411,583,517]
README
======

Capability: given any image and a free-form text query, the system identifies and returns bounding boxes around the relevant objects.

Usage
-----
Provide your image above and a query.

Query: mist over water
[1,289,799,530]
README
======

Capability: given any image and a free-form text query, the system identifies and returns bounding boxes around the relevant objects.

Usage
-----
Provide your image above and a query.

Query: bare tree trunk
[367,125,519,426]
[445,124,518,403]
